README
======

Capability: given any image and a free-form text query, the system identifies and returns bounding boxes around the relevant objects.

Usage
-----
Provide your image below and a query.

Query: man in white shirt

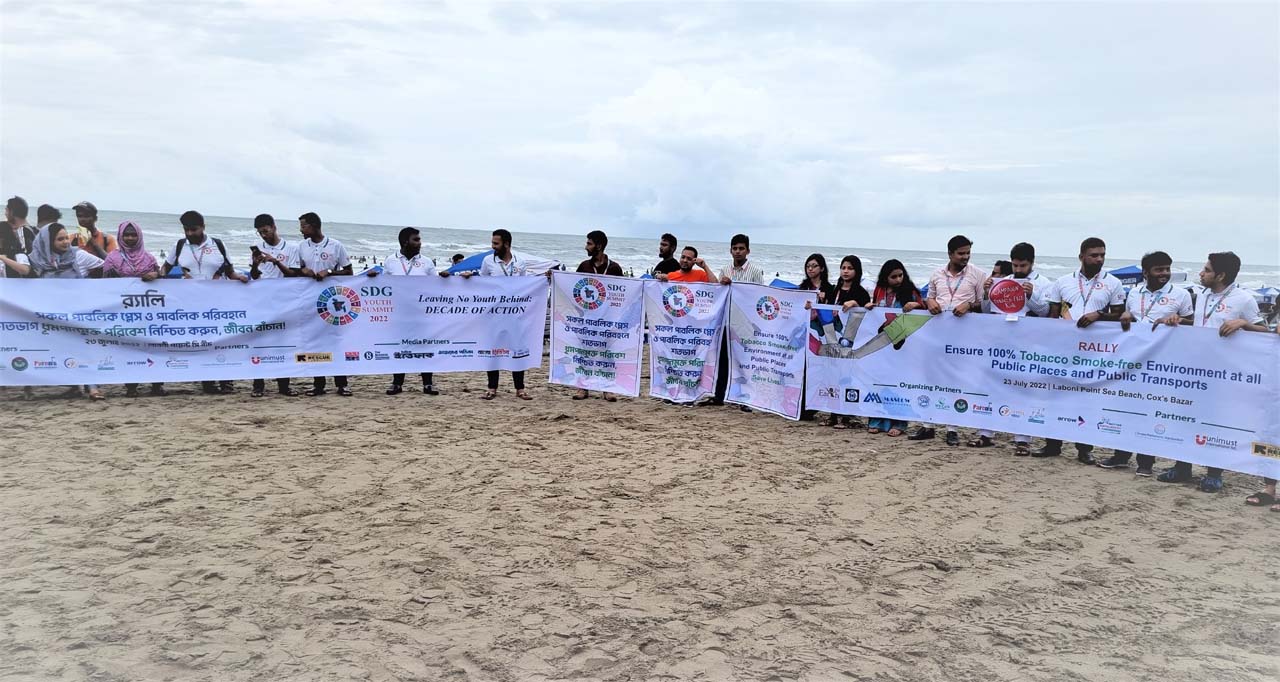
[163,210,249,395]
[706,233,765,409]
[1158,251,1268,492]
[369,227,448,396]
[972,242,1049,452]
[458,228,537,400]
[909,235,989,445]
[298,212,354,397]
[1033,237,1126,464]
[1096,251,1194,475]
[249,214,302,398]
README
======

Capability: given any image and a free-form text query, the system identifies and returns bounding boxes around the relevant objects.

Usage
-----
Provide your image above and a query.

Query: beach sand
[2,362,1277,681]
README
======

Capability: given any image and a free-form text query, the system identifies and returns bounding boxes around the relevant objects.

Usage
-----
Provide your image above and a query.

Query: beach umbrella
[770,278,798,289]
[1256,287,1279,304]
[1109,264,1144,286]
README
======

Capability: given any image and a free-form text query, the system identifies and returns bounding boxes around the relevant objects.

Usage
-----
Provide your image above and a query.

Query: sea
[86,209,1280,290]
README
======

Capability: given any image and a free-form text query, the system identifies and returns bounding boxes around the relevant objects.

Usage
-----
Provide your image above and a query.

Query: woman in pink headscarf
[103,221,166,397]
[101,220,160,280]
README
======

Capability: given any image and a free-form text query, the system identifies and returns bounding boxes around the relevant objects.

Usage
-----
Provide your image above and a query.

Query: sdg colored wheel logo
[756,295,780,320]
[316,286,362,326]
[662,285,695,317]
[573,278,606,310]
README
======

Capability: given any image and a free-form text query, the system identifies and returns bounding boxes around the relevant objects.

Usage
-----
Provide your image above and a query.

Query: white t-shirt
[1125,282,1193,323]
[165,237,231,280]
[984,271,1050,317]
[70,250,104,277]
[254,238,301,279]
[382,252,436,276]
[1048,271,1126,317]
[1194,284,1263,328]
[298,237,351,274]
[479,251,529,277]
[0,253,28,278]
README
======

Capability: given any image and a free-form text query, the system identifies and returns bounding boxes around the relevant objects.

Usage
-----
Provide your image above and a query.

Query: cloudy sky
[2,1,1276,261]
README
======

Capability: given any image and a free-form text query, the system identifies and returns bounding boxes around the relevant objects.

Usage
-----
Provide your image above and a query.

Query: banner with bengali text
[0,275,547,385]
[725,283,816,419]
[548,271,644,396]
[804,306,1280,478]
[643,280,726,403]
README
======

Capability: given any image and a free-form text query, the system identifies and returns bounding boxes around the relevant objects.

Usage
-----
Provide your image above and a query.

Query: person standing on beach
[1,196,35,277]
[909,235,986,446]
[862,259,924,437]
[707,233,764,409]
[1091,250,1192,474]
[828,255,872,429]
[35,204,61,234]
[653,233,679,277]
[164,210,248,395]
[70,201,115,259]
[298,211,354,397]
[797,253,835,421]
[248,214,302,398]
[1158,251,1268,492]
[370,226,448,396]
[656,246,714,282]
[970,242,1049,453]
[573,229,625,401]
[1032,237,1125,464]
[102,220,166,398]
[457,228,537,400]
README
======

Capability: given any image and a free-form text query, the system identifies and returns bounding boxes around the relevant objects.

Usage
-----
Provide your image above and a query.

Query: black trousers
[392,372,433,385]
[487,370,524,390]
[1172,461,1224,479]
[252,378,291,392]
[713,338,729,403]
[201,380,233,391]
[1042,438,1093,456]
[1109,450,1155,468]
[313,376,348,389]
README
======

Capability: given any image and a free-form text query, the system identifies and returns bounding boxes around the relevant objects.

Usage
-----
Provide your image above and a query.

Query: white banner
[804,307,1280,478]
[548,271,644,396]
[643,280,726,403]
[725,283,816,419]
[0,276,547,384]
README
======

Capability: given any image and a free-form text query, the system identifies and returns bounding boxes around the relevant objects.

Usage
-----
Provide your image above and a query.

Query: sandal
[867,427,882,435]
[833,419,849,430]
[603,393,617,403]
[1245,491,1276,507]
[87,389,105,401]
[966,436,994,448]
[887,428,904,437]
[306,389,327,397]
[481,389,497,400]
[1272,503,1280,513]
[250,390,265,398]
[572,389,588,400]
[336,387,353,397]
[516,390,533,401]
[280,388,300,397]
[1014,443,1032,457]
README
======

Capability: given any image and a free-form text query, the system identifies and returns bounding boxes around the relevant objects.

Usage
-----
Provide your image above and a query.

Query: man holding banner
[1159,251,1269,491]
[1034,237,1126,463]
[465,228,536,400]
[972,241,1048,452]
[709,234,764,409]
[249,213,302,398]
[655,246,714,283]
[370,226,448,396]
[297,212,354,397]
[572,230,626,401]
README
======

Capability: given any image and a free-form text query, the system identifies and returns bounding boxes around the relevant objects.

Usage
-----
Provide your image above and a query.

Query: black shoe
[1135,466,1154,477]
[422,385,439,396]
[125,386,140,398]
[740,405,752,413]
[386,383,403,395]
[336,387,353,397]
[1030,447,1061,458]
[944,431,960,446]
[907,428,936,441]
[1096,456,1130,470]
[1077,453,1096,465]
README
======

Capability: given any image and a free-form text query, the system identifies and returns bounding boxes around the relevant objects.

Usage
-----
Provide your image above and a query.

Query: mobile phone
[250,245,262,255]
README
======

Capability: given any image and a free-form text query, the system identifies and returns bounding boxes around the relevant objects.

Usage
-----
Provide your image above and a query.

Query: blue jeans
[869,418,907,431]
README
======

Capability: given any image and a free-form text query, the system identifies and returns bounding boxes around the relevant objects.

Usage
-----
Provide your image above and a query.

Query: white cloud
[0,1,1275,263]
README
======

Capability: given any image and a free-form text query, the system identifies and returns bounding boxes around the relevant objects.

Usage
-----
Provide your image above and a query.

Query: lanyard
[398,253,420,275]
[590,257,612,275]
[944,267,967,298]
[1199,285,1233,326]
[1076,272,1102,310]
[498,255,516,276]
[1138,284,1167,320]
[189,239,207,272]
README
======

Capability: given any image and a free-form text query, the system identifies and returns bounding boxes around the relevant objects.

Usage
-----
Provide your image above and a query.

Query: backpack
[168,237,232,277]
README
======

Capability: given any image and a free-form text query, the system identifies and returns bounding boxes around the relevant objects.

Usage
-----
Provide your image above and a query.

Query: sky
[2,1,1277,262]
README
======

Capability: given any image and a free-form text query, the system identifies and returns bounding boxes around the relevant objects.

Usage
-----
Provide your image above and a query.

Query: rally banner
[0,275,547,385]
[548,271,644,396]
[725,282,816,419]
[643,280,726,403]
[804,307,1280,478]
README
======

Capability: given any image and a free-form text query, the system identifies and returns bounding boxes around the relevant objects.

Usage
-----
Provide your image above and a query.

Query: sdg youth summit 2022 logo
[662,285,695,318]
[573,277,606,311]
[756,295,781,320]
[316,286,362,326]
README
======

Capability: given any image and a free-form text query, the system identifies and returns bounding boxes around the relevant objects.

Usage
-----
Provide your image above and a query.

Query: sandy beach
[2,360,1277,682]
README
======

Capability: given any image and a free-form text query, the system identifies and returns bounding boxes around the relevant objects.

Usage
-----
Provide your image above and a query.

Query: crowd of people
[1,195,1276,510]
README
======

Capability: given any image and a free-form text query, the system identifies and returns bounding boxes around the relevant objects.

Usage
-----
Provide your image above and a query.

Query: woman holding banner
[826,255,871,429]
[858,259,923,437]
[102,220,167,398]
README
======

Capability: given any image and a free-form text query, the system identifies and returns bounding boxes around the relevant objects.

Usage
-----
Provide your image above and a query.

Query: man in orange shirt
[657,246,715,283]
[71,201,116,258]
